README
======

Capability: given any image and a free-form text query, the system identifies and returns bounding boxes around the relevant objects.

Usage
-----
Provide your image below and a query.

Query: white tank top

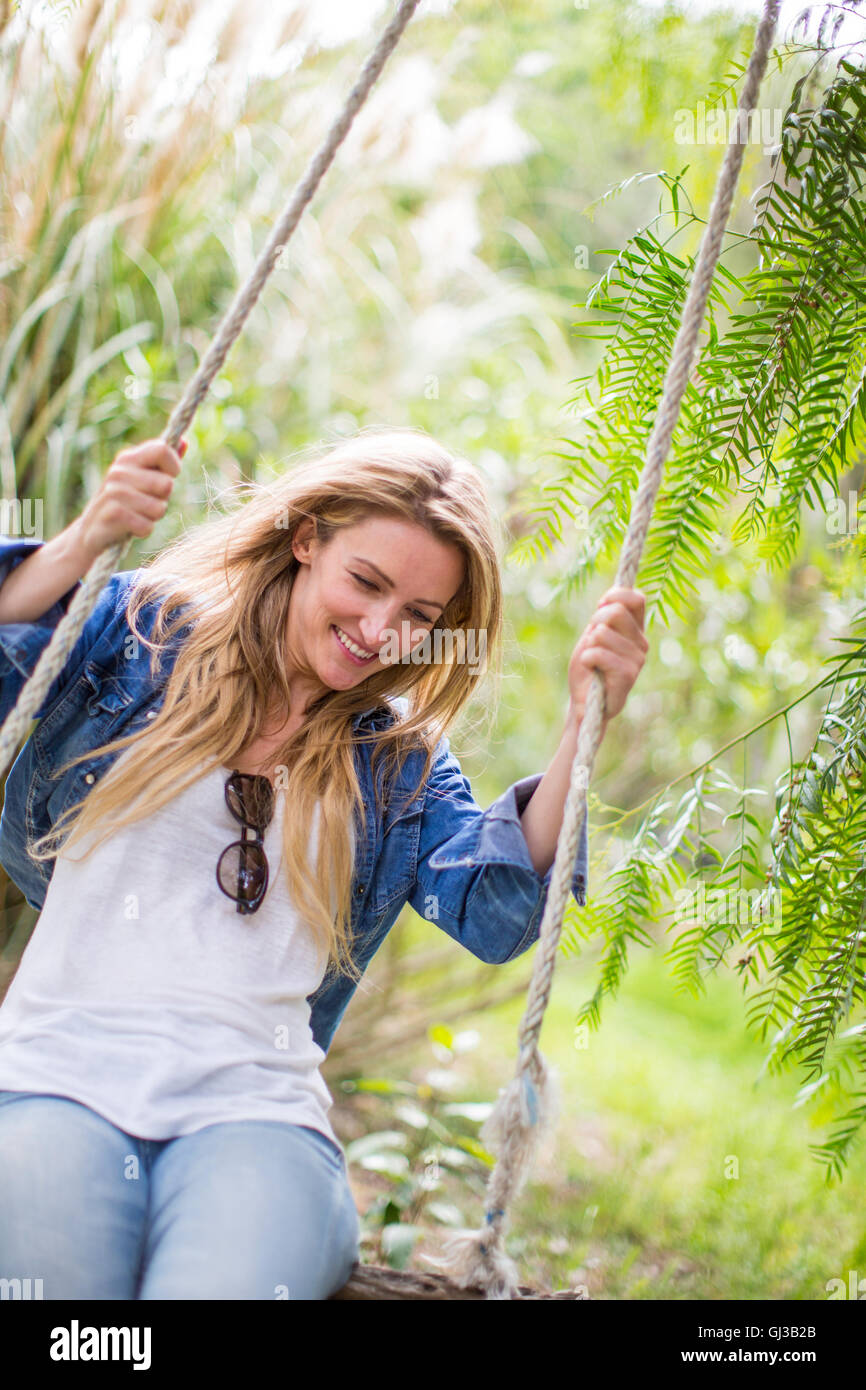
[0,751,347,1150]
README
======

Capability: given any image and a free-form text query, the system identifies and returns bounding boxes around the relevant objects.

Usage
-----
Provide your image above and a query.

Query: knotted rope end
[420,1057,562,1296]
[420,1227,521,1300]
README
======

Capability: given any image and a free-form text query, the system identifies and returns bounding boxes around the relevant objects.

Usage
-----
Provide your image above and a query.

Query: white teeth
[334,625,374,660]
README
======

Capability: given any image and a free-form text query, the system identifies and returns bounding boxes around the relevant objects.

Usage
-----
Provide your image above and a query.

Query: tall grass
[1,0,563,528]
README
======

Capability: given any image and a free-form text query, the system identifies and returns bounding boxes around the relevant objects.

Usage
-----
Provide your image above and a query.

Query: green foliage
[339,1024,497,1270]
[515,28,866,1176]
[514,56,866,617]
[484,951,866,1299]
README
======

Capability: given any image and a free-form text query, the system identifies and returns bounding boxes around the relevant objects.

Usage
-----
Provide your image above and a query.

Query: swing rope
[424,0,781,1299]
[0,0,423,782]
[1,0,782,1301]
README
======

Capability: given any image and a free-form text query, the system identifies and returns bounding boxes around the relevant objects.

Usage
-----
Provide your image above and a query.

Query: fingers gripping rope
[0,0,423,785]
[423,0,782,1300]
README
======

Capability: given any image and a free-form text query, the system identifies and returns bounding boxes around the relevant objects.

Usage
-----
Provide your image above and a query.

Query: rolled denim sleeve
[407,733,588,966]
[0,536,87,724]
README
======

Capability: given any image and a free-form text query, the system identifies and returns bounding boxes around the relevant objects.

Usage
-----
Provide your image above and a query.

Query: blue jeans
[0,1090,361,1300]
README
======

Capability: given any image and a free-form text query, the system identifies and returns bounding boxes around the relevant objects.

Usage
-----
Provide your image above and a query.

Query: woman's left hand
[567,587,649,726]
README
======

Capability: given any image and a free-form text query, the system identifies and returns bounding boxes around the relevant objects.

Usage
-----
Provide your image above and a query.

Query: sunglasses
[216,770,276,915]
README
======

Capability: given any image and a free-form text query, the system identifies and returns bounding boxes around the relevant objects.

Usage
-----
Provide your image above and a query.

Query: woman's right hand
[76,437,187,560]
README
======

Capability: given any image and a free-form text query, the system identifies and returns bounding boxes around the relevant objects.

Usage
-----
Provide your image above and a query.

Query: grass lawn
[393,943,866,1300]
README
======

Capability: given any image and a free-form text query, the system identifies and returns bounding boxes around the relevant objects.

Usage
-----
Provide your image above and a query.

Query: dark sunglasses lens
[226,775,274,830]
[217,841,269,906]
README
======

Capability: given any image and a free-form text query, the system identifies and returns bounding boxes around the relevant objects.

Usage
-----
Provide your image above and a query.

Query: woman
[0,427,647,1300]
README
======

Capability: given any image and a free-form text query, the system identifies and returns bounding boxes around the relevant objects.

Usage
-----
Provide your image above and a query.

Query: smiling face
[284,512,466,711]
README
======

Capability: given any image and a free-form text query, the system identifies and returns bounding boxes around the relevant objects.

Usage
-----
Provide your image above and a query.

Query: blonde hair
[29,427,504,983]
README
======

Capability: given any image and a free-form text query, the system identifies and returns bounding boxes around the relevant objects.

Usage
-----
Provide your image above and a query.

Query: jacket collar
[351,703,384,729]
[351,694,408,730]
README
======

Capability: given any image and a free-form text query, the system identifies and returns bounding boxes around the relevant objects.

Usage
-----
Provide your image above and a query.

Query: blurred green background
[2,0,865,1296]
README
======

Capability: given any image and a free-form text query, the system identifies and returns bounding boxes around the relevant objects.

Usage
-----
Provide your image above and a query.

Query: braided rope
[0,0,422,782]
[425,0,782,1299]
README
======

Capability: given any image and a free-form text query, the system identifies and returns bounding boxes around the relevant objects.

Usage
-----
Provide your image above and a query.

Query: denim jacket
[0,537,588,1055]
